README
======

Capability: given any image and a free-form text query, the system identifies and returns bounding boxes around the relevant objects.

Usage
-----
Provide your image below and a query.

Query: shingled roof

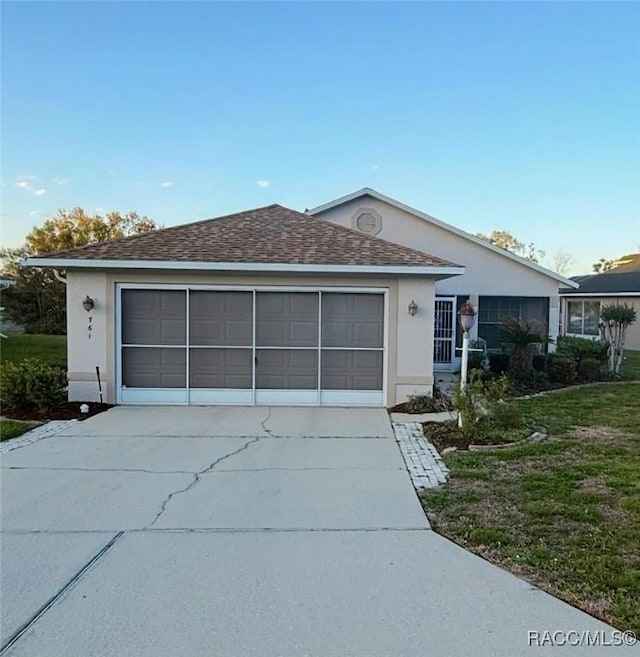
[28,204,459,269]
[561,271,640,295]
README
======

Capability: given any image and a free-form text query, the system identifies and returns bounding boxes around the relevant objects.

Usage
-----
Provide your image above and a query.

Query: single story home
[309,188,576,368]
[26,188,577,407]
[559,263,640,351]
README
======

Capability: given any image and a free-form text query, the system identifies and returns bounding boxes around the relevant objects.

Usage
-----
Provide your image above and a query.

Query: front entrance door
[434,297,456,371]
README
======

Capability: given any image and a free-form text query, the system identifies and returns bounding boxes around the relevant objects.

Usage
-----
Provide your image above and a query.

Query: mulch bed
[4,402,114,422]
[422,421,518,452]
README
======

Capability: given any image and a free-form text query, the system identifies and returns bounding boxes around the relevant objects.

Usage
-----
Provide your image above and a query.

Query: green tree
[592,258,615,273]
[476,230,545,263]
[1,208,159,334]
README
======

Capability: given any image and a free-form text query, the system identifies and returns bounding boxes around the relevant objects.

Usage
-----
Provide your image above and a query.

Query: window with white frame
[566,300,600,336]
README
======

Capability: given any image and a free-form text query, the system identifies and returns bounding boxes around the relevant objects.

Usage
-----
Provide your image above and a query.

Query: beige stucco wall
[65,269,437,407]
[315,196,566,348]
[560,296,640,351]
[315,197,564,296]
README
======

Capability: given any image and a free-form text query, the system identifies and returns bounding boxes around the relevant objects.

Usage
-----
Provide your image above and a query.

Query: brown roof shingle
[31,204,458,269]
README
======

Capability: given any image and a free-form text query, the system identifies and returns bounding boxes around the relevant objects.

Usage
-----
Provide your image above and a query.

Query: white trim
[433,296,457,372]
[309,187,579,288]
[115,284,123,404]
[120,388,188,404]
[317,292,323,406]
[251,289,257,405]
[560,292,639,297]
[189,389,253,405]
[255,389,319,405]
[24,257,464,278]
[382,288,389,407]
[319,390,383,406]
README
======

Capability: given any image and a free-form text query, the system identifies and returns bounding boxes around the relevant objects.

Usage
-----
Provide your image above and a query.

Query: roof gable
[309,188,578,288]
[26,204,461,273]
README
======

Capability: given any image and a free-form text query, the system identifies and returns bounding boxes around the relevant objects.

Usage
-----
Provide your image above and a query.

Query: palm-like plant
[500,316,548,377]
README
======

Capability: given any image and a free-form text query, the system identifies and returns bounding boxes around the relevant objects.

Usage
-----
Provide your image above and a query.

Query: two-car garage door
[117,287,386,405]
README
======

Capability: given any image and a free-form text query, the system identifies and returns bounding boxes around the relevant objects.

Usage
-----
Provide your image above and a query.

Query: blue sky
[2,1,639,274]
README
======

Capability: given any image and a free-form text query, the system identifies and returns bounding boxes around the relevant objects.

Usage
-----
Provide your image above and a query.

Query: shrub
[556,336,608,364]
[509,369,550,394]
[532,354,546,371]
[491,401,523,429]
[0,358,67,416]
[577,357,602,383]
[546,354,577,384]
[488,352,510,374]
[405,394,452,414]
[453,370,511,438]
[468,338,490,371]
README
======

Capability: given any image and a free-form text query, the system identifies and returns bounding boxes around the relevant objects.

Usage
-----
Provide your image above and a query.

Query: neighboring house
[25,189,578,407]
[25,205,464,406]
[309,188,577,370]
[559,265,640,351]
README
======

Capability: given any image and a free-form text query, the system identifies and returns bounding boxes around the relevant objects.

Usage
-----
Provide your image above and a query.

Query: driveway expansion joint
[146,437,261,527]
[3,466,195,475]
[0,531,124,656]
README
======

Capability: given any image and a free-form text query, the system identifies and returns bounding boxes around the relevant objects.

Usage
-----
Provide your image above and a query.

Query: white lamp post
[457,301,477,427]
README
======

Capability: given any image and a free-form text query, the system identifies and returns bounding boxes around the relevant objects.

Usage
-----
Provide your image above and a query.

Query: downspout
[53,269,67,285]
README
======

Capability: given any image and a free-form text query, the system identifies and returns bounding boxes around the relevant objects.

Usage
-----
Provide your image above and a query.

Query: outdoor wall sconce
[82,296,95,312]
[408,300,418,316]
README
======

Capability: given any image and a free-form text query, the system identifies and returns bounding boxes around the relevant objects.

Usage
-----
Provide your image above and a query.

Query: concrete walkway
[1,407,634,656]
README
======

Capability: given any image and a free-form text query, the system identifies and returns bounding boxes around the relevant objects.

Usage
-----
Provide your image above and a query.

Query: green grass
[517,381,640,435]
[420,382,640,633]
[0,419,38,441]
[0,331,66,368]
[621,349,640,380]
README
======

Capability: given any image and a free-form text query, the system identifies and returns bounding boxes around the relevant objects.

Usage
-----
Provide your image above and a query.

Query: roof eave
[309,187,580,288]
[23,257,465,278]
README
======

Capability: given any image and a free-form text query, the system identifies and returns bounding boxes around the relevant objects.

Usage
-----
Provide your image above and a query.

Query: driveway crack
[260,406,273,435]
[146,437,261,527]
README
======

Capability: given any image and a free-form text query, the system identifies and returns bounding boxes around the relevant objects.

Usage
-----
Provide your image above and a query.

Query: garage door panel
[256,293,318,347]
[321,350,383,390]
[122,348,186,388]
[189,349,252,389]
[322,293,383,348]
[122,290,186,345]
[189,292,252,346]
[256,350,318,389]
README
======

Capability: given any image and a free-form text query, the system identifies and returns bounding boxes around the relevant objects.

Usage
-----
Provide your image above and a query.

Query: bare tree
[550,250,574,276]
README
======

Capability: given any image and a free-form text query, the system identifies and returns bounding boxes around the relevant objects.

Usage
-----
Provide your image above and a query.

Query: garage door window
[121,290,187,388]
[119,287,385,405]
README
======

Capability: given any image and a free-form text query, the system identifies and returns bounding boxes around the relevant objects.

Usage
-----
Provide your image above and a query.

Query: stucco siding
[66,271,111,403]
[65,269,436,406]
[315,197,563,297]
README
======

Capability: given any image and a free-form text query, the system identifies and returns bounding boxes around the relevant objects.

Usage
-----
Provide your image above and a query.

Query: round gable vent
[352,208,382,235]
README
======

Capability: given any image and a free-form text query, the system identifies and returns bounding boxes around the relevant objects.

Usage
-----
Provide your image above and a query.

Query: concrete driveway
[1,407,635,656]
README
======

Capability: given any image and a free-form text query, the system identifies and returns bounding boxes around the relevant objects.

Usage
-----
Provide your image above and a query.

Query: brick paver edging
[392,422,449,490]
[0,420,77,454]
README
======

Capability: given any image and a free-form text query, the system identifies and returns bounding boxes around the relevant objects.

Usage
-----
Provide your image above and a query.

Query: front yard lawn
[621,349,640,380]
[0,331,66,368]
[0,419,39,441]
[420,381,640,633]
